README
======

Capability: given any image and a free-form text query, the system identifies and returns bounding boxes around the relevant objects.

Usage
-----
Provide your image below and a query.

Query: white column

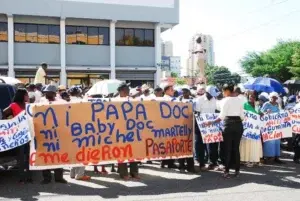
[110,20,116,79]
[7,15,14,77]
[154,23,162,87]
[60,18,66,86]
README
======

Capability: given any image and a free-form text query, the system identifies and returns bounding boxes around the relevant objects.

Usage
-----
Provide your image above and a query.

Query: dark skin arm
[2,107,13,119]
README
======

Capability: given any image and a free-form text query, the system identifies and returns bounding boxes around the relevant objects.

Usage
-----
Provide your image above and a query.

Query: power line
[245,0,290,16]
[219,9,300,42]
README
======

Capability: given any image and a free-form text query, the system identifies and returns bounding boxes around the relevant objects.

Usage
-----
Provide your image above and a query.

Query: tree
[175,78,187,85]
[240,40,300,81]
[289,47,300,79]
[170,72,178,78]
[205,65,241,86]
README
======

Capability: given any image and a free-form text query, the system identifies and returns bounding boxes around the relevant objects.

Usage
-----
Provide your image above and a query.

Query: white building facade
[0,0,179,87]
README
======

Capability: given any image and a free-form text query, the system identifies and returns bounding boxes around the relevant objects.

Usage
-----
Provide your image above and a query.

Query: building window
[14,23,60,44]
[134,29,144,46]
[49,25,60,44]
[66,26,76,44]
[88,27,98,45]
[144,29,154,46]
[0,22,8,42]
[98,27,109,45]
[66,26,109,45]
[116,28,125,45]
[38,25,48,43]
[14,24,26,42]
[26,24,38,43]
[116,28,154,47]
[77,26,87,44]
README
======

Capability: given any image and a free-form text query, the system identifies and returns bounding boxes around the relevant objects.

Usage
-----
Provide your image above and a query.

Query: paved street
[0,154,299,201]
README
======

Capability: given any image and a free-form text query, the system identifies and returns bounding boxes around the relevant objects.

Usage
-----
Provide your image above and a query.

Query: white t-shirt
[34,67,46,85]
[34,90,43,103]
[238,94,248,104]
[194,95,217,113]
[219,97,244,120]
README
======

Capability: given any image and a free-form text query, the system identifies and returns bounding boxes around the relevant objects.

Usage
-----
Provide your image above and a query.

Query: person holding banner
[39,85,68,184]
[115,83,140,180]
[160,84,177,169]
[194,86,220,170]
[178,88,195,173]
[240,92,263,166]
[260,92,283,164]
[205,84,244,178]
[68,86,91,181]
[3,88,32,184]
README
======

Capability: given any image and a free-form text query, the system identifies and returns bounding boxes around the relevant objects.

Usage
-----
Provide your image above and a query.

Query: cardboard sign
[195,113,223,144]
[29,101,193,169]
[261,111,292,142]
[288,107,300,134]
[0,111,31,152]
[243,112,262,140]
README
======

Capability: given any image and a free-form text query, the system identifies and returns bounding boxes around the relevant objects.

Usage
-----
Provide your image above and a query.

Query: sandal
[222,172,230,179]
[76,175,91,181]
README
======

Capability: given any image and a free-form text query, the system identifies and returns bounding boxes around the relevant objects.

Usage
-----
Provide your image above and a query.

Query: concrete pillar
[7,15,14,77]
[110,20,116,79]
[154,23,161,87]
[60,18,66,86]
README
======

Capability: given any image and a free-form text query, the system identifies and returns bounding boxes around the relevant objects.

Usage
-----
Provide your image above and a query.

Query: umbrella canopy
[0,76,22,85]
[244,77,285,94]
[284,79,300,85]
[86,79,123,96]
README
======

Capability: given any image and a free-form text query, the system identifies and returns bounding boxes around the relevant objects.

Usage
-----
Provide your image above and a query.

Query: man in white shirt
[34,63,48,85]
[161,84,177,169]
[194,86,219,170]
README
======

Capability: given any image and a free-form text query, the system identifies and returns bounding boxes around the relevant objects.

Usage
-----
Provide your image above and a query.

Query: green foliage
[289,47,300,79]
[240,40,300,81]
[175,78,186,85]
[170,72,178,78]
[205,65,241,86]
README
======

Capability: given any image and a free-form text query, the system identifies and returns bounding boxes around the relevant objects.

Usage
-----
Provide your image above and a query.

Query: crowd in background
[2,69,300,183]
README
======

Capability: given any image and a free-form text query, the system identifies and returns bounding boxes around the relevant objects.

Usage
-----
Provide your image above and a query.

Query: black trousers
[42,169,64,181]
[194,122,206,167]
[161,159,175,168]
[178,157,194,171]
[208,143,219,165]
[17,143,31,181]
[293,134,300,161]
[223,119,243,173]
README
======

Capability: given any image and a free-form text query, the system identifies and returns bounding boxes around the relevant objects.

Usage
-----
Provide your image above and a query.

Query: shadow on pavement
[0,156,299,201]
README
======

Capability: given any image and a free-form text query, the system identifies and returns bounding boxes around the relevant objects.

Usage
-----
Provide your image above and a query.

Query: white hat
[141,84,150,92]
[269,92,279,100]
[206,85,220,97]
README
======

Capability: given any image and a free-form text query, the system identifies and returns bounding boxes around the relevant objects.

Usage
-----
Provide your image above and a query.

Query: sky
[161,0,300,73]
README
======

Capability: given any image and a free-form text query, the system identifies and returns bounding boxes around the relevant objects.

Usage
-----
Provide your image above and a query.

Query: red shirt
[10,103,23,117]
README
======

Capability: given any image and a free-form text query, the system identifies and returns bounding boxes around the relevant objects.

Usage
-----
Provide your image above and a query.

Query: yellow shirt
[34,67,46,85]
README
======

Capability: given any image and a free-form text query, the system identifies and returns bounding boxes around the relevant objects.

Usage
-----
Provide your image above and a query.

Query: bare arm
[2,107,13,119]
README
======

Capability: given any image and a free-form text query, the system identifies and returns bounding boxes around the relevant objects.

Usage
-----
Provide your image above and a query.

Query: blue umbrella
[243,77,285,94]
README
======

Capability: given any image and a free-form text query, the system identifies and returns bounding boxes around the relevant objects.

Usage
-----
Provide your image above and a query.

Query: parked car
[0,80,17,169]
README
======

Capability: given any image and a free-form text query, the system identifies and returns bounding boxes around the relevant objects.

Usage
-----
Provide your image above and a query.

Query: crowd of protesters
[1,63,300,184]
